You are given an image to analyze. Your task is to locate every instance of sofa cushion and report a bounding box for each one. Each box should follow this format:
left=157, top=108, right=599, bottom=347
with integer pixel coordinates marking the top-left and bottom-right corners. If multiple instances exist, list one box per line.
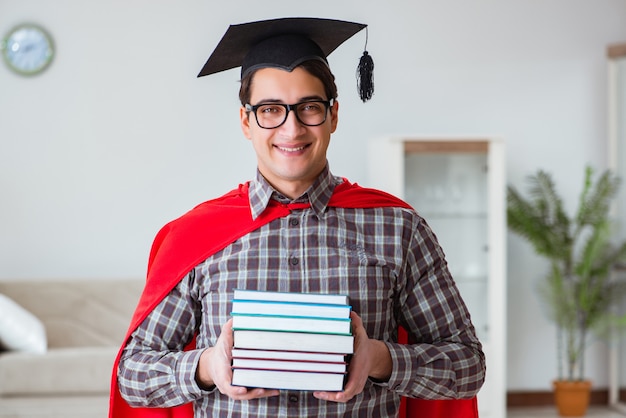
left=0, top=347, right=117, bottom=396
left=0, top=294, right=47, bottom=354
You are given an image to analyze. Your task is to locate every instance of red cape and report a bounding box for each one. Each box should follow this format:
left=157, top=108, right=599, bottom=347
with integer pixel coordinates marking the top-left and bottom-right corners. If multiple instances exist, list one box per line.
left=109, top=180, right=478, bottom=417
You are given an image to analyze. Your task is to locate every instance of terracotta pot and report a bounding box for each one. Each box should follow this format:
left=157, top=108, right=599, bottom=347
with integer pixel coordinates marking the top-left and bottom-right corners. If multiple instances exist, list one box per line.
left=553, top=380, right=592, bottom=417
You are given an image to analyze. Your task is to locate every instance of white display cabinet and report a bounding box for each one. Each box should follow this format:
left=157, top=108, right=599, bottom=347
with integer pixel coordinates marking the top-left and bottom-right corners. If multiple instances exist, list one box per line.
left=368, top=137, right=506, bottom=418
left=608, top=43, right=626, bottom=414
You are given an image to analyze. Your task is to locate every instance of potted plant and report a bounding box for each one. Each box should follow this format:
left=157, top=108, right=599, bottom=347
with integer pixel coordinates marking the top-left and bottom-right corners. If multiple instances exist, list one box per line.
left=507, top=166, right=626, bottom=416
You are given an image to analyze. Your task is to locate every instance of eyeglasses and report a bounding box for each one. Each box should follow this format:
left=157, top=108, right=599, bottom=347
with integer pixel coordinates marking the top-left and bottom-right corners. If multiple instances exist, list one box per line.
left=245, top=100, right=333, bottom=129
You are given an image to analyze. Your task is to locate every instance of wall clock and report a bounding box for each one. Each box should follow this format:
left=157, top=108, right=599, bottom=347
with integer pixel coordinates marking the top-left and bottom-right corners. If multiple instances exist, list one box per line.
left=1, top=23, right=54, bottom=76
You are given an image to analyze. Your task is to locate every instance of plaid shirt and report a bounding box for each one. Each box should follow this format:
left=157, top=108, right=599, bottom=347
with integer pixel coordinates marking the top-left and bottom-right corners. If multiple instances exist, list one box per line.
left=118, top=166, right=485, bottom=417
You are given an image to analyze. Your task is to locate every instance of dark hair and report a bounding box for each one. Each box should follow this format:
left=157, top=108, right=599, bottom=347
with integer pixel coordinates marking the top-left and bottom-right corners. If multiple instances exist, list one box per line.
left=238, top=59, right=338, bottom=106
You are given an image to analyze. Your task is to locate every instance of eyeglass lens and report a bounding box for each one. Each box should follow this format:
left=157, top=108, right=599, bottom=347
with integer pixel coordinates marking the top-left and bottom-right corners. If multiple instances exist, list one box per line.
left=252, top=101, right=329, bottom=129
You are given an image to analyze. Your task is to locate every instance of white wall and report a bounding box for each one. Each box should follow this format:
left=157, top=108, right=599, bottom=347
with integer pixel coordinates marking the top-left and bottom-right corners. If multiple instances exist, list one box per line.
left=2, top=0, right=625, bottom=393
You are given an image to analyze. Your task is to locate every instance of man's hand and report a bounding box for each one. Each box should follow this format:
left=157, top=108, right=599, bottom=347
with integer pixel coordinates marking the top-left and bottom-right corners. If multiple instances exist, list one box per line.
left=313, top=311, right=392, bottom=403
left=195, top=318, right=280, bottom=400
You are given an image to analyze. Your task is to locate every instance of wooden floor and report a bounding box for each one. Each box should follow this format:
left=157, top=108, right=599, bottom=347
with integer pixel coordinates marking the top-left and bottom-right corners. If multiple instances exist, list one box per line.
left=508, top=406, right=626, bottom=417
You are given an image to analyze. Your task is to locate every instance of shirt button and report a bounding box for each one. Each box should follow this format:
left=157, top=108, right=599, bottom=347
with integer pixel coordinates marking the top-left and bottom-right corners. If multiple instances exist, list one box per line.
left=289, top=257, right=299, bottom=266
left=289, top=395, right=298, bottom=403
left=289, top=218, right=299, bottom=226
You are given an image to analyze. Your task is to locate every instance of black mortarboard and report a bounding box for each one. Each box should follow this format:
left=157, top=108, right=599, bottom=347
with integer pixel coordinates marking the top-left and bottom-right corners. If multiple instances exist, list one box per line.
left=197, top=17, right=375, bottom=102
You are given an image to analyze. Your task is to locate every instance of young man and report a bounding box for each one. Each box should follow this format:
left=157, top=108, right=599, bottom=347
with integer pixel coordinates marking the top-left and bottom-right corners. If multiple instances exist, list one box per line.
left=110, top=17, right=485, bottom=418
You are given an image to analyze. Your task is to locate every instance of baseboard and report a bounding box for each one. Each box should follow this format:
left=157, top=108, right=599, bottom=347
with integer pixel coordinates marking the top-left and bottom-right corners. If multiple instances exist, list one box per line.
left=507, top=389, right=626, bottom=407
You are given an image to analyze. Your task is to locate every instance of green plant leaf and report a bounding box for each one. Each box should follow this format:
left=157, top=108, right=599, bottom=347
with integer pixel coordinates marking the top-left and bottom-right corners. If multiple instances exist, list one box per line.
left=507, top=165, right=626, bottom=381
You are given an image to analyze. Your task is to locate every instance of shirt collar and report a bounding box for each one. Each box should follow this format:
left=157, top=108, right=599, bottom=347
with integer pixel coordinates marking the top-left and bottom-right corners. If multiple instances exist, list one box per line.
left=248, top=165, right=341, bottom=220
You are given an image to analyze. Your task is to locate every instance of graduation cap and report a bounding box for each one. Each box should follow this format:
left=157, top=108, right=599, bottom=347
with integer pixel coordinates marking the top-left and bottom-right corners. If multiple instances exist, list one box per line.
left=197, top=17, right=375, bottom=102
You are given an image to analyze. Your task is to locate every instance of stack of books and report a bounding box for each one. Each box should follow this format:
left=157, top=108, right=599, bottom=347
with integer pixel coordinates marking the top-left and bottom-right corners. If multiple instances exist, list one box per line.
left=230, top=289, right=353, bottom=391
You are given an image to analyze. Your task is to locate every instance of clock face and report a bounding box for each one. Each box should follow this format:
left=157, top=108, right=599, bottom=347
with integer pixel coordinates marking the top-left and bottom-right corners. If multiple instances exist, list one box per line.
left=1, top=23, right=54, bottom=76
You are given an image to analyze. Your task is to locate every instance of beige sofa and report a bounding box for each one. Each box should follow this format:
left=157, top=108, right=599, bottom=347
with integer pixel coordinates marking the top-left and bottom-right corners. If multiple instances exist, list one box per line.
left=0, top=279, right=144, bottom=418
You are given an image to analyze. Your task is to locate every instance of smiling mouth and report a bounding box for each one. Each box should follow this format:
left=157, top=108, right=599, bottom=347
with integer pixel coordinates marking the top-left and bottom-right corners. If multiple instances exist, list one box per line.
left=276, top=145, right=308, bottom=152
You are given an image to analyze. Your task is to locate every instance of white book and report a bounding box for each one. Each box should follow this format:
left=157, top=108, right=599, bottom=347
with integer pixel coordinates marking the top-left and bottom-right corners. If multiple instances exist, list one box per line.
left=233, top=289, right=349, bottom=305
left=233, top=330, right=354, bottom=354
left=230, top=348, right=347, bottom=364
left=231, top=368, right=346, bottom=391
left=231, top=313, right=351, bottom=335
left=231, top=300, right=351, bottom=319
left=231, top=358, right=347, bottom=373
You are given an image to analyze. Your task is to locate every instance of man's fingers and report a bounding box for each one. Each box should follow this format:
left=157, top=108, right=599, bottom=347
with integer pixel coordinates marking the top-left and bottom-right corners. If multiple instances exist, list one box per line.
left=221, top=387, right=280, bottom=400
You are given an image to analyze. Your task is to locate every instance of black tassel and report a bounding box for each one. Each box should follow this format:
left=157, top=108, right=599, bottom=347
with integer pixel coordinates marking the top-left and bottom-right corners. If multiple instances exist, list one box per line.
left=357, top=50, right=374, bottom=102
